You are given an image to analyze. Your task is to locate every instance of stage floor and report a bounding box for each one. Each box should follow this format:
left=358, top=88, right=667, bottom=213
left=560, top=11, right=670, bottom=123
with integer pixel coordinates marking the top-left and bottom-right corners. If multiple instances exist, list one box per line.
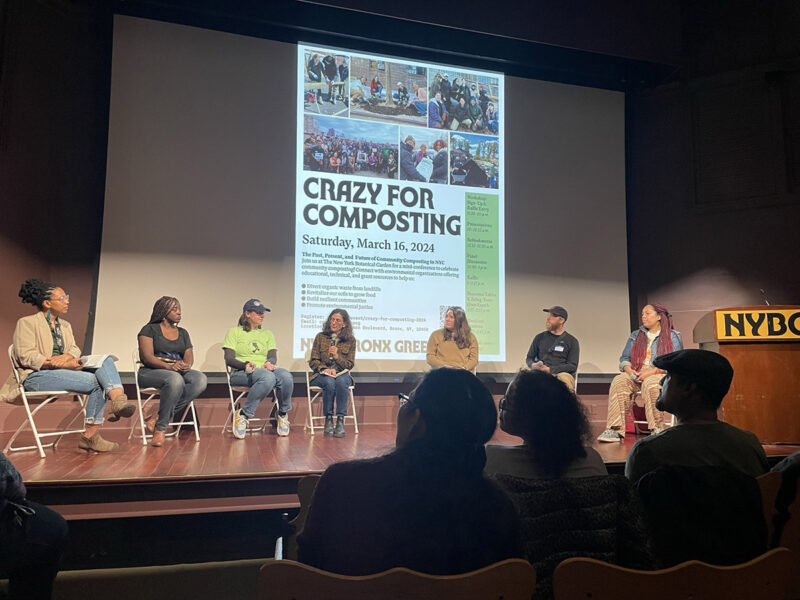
left=14, top=420, right=797, bottom=485
left=7, top=395, right=798, bottom=521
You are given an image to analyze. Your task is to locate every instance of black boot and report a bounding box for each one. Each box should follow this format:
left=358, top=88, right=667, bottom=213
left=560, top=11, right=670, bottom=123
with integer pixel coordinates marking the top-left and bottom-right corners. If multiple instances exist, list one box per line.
left=324, top=415, right=334, bottom=436
left=333, top=416, right=345, bottom=438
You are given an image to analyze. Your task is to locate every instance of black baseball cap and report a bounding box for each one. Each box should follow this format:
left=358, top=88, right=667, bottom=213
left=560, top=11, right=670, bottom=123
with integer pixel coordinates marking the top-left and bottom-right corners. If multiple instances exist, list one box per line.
left=653, top=349, right=733, bottom=403
left=543, top=306, right=568, bottom=320
left=243, top=298, right=270, bottom=314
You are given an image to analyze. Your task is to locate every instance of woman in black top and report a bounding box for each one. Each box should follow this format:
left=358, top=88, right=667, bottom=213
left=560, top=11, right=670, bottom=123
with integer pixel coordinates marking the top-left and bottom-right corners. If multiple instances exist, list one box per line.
left=136, top=296, right=207, bottom=447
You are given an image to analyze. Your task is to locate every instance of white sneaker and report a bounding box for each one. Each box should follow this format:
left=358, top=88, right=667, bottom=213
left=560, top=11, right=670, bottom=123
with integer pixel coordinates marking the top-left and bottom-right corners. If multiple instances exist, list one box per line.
left=232, top=409, right=248, bottom=439
left=597, top=428, right=624, bottom=443
left=277, top=413, right=290, bottom=437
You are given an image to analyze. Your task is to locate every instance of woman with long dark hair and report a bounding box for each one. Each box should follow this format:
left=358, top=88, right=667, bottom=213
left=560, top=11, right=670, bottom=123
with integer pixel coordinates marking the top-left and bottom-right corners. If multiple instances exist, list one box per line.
left=298, top=368, right=521, bottom=574
left=597, top=303, right=683, bottom=442
left=308, top=309, right=355, bottom=437
left=11, top=278, right=135, bottom=452
left=486, top=369, right=607, bottom=478
left=425, top=306, right=479, bottom=371
left=136, top=296, right=207, bottom=447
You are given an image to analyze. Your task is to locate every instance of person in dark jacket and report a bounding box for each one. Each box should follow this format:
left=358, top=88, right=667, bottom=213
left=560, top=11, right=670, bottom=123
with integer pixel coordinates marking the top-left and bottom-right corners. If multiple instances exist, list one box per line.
left=321, top=54, right=338, bottom=104
left=306, top=54, right=325, bottom=104
left=468, top=97, right=484, bottom=131
left=430, top=139, right=448, bottom=184
left=0, top=452, right=68, bottom=600
left=297, top=368, right=523, bottom=575
left=450, top=97, right=471, bottom=131
left=478, top=85, right=490, bottom=116
left=440, top=74, right=452, bottom=106
left=399, top=136, right=426, bottom=182
left=463, top=157, right=489, bottom=187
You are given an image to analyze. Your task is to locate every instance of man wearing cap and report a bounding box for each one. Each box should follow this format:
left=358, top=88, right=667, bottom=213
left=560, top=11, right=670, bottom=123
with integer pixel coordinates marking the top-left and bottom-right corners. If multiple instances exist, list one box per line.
left=625, top=349, right=769, bottom=484
left=525, top=306, right=580, bottom=392
left=223, top=299, right=294, bottom=438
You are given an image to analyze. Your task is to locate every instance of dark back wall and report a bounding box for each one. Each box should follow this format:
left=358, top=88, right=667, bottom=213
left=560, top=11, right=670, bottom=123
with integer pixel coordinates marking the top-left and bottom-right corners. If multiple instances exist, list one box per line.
left=0, top=0, right=112, bottom=356
left=1, top=0, right=798, bottom=381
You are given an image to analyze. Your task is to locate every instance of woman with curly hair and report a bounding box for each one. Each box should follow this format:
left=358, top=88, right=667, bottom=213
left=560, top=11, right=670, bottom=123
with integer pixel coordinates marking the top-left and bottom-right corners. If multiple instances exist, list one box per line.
left=136, top=296, right=207, bottom=447
left=11, top=279, right=135, bottom=453
left=486, top=369, right=606, bottom=478
left=597, top=302, right=683, bottom=442
left=308, top=308, right=355, bottom=437
left=298, top=368, right=521, bottom=574
left=425, top=307, right=479, bottom=372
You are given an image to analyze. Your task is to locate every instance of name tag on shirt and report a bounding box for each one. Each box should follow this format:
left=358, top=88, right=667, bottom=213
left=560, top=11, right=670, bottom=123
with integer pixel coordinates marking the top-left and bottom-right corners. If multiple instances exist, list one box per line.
left=554, top=345, right=565, bottom=352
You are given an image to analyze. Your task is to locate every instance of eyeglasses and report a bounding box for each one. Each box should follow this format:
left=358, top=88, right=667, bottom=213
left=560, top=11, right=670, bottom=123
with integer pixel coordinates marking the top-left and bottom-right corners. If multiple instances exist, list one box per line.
left=52, top=294, right=69, bottom=302
left=498, top=397, right=511, bottom=411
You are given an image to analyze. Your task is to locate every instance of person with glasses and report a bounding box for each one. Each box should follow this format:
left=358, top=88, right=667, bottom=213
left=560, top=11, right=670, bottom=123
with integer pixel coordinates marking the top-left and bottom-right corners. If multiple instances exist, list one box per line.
left=224, top=299, right=294, bottom=439
left=136, top=296, right=208, bottom=447
left=8, top=279, right=135, bottom=453
left=298, top=368, right=522, bottom=575
left=425, top=306, right=479, bottom=372
left=308, top=309, right=356, bottom=437
left=486, top=370, right=606, bottom=479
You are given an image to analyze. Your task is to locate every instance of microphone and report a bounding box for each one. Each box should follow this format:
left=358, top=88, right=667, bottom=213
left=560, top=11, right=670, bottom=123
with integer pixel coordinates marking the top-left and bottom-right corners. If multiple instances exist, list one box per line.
left=329, top=333, right=337, bottom=360
left=759, top=289, right=771, bottom=306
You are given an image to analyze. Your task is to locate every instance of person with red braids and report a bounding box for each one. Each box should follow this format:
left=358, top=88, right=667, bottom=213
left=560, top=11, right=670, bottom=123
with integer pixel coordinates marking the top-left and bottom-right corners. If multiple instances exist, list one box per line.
left=597, top=303, right=683, bottom=442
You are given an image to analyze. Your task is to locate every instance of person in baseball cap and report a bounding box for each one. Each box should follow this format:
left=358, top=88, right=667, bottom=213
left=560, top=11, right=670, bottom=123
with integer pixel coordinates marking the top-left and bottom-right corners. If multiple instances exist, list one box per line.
left=242, top=298, right=269, bottom=314
left=524, top=306, right=580, bottom=392
left=625, top=349, right=769, bottom=483
left=223, top=298, right=293, bottom=439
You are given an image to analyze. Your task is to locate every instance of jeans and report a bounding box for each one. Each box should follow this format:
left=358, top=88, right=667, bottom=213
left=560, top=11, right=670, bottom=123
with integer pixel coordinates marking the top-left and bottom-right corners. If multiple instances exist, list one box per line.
left=229, top=367, right=293, bottom=419
left=22, top=356, right=122, bottom=424
left=315, top=372, right=353, bottom=417
left=0, top=500, right=68, bottom=600
left=137, top=368, right=208, bottom=431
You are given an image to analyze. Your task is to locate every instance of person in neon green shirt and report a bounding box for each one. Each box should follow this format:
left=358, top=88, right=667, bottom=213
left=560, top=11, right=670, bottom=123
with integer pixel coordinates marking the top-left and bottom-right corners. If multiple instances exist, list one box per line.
left=223, top=299, right=293, bottom=438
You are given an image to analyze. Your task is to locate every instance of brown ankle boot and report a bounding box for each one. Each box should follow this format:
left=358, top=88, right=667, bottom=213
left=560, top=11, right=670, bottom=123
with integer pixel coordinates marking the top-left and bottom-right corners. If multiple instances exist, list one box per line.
left=144, top=412, right=157, bottom=435
left=79, top=432, right=119, bottom=453
left=107, top=394, right=136, bottom=422
left=151, top=429, right=166, bottom=447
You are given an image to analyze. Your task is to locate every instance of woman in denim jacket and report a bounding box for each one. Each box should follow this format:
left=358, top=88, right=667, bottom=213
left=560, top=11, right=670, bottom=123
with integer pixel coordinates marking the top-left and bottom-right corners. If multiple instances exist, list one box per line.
left=597, top=303, right=682, bottom=442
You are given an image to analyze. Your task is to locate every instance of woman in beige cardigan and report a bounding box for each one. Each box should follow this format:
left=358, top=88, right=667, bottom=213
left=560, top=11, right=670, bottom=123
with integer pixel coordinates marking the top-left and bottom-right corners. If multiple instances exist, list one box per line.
left=12, top=279, right=135, bottom=452
left=426, top=306, right=479, bottom=372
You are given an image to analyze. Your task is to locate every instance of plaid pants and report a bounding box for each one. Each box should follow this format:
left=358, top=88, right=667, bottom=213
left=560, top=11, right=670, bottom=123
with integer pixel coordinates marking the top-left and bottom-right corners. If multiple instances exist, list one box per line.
left=605, top=373, right=667, bottom=432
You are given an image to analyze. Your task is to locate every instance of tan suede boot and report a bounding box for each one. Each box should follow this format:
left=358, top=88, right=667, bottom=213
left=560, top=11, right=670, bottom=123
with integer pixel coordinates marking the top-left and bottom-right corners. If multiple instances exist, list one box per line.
left=107, top=394, right=136, bottom=421
left=78, top=432, right=119, bottom=453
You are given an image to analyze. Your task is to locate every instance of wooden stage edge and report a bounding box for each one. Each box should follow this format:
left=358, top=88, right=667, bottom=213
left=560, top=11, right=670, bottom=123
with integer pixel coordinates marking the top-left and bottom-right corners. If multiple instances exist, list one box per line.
left=5, top=395, right=798, bottom=521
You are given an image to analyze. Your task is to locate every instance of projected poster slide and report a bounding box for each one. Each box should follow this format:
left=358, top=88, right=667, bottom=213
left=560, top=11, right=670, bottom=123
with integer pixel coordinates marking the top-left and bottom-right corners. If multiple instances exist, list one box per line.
left=295, top=44, right=504, bottom=361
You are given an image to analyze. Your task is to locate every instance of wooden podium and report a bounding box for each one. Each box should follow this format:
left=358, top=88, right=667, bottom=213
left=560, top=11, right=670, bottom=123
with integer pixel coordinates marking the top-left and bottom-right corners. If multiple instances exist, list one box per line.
left=694, top=306, right=800, bottom=444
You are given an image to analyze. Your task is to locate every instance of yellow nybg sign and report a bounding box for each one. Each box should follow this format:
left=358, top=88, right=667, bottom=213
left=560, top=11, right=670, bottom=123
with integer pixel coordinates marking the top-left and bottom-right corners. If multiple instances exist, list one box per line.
left=716, top=309, right=800, bottom=340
